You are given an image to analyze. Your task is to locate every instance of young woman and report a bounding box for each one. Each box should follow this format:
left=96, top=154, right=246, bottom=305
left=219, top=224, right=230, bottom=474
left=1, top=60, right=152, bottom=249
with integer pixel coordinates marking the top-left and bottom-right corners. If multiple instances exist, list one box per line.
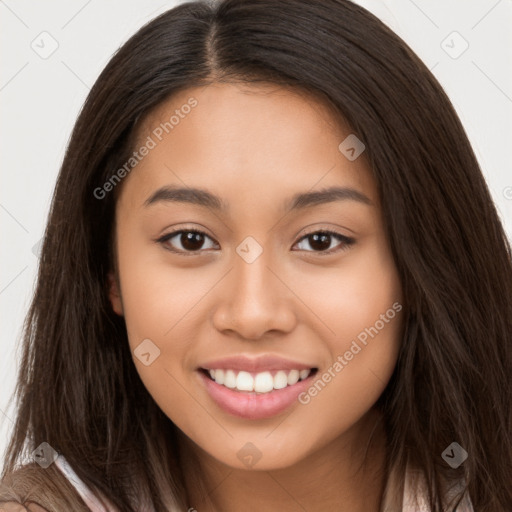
left=1, top=0, right=511, bottom=511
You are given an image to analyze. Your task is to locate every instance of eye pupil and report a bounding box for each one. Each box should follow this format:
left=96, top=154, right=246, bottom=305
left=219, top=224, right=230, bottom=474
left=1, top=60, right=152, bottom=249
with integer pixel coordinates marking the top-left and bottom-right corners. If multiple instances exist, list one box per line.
left=182, top=231, right=205, bottom=251
left=160, top=229, right=351, bottom=255
left=309, top=233, right=331, bottom=251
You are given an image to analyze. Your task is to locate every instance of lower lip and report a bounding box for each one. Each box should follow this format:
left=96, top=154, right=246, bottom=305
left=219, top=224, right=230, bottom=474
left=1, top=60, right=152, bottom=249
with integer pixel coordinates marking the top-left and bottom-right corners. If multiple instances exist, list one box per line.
left=197, top=370, right=316, bottom=420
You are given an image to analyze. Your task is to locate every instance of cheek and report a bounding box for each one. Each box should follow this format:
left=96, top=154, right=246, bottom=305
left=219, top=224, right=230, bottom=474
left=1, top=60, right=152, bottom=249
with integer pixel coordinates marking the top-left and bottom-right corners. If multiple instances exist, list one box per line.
left=115, top=229, right=213, bottom=353
left=291, top=239, right=403, bottom=415
left=114, top=241, right=212, bottom=425
left=294, top=238, right=402, bottom=352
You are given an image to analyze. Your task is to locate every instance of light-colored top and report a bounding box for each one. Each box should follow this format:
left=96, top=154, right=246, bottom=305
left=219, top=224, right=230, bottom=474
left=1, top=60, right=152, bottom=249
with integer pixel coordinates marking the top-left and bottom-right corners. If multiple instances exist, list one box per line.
left=53, top=456, right=121, bottom=512
left=54, top=454, right=473, bottom=511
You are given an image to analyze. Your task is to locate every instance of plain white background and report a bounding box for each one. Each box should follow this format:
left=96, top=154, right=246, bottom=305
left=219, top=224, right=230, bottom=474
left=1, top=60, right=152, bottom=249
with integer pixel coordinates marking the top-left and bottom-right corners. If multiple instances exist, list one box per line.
left=1, top=0, right=511, bottom=470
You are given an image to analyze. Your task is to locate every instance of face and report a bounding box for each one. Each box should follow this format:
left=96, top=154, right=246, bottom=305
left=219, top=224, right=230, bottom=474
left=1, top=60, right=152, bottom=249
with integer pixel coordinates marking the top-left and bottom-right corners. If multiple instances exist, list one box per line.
left=108, top=82, right=403, bottom=471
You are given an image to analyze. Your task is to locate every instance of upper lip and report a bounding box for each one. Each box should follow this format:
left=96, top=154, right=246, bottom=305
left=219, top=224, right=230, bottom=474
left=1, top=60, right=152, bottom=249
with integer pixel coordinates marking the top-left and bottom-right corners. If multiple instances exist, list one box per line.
left=199, top=355, right=317, bottom=373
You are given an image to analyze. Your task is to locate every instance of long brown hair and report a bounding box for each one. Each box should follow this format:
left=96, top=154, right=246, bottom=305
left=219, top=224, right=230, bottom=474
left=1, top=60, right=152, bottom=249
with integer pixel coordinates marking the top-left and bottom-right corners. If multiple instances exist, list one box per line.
left=2, top=0, right=511, bottom=510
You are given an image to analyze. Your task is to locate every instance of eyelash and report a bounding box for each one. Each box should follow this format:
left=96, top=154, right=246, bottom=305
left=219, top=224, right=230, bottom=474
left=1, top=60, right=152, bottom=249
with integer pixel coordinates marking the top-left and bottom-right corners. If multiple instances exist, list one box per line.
left=156, top=228, right=355, bottom=256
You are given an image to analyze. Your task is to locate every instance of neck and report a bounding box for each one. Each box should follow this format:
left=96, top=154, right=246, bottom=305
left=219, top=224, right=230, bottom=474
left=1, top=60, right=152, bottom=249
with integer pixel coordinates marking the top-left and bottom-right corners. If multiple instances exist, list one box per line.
left=178, top=408, right=389, bottom=512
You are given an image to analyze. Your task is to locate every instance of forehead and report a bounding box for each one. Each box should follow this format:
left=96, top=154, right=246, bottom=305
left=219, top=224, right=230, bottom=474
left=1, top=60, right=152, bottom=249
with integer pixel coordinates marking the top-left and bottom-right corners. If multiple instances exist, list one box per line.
left=121, top=82, right=377, bottom=210
left=137, top=81, right=349, bottom=144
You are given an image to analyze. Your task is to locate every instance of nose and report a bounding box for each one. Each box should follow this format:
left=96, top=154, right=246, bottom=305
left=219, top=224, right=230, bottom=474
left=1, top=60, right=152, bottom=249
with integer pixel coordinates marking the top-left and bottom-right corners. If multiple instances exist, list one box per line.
left=211, top=250, right=297, bottom=341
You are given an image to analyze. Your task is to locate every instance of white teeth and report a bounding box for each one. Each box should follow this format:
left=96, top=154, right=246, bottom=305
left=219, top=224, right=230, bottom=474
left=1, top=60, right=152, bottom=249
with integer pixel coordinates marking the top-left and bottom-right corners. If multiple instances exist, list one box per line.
left=273, top=370, right=289, bottom=390
left=287, top=369, right=300, bottom=386
left=214, top=368, right=224, bottom=385
left=224, top=370, right=236, bottom=389
left=236, top=371, right=254, bottom=391
left=299, top=369, right=310, bottom=380
left=254, top=371, right=274, bottom=393
left=208, top=368, right=313, bottom=393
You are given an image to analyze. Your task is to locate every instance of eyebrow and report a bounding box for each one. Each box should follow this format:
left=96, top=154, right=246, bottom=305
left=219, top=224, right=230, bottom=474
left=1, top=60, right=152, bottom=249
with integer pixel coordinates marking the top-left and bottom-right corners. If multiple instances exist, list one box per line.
left=144, top=185, right=372, bottom=212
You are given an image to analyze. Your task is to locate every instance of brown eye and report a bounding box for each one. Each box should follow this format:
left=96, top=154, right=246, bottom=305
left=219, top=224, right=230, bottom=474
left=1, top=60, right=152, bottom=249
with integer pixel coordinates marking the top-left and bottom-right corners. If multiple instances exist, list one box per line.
left=294, top=230, right=355, bottom=254
left=158, top=230, right=218, bottom=253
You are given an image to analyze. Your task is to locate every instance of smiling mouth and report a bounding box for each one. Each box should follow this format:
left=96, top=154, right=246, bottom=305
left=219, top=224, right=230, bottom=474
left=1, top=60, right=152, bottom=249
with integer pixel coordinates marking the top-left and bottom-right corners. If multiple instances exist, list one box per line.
left=199, top=367, right=318, bottom=394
